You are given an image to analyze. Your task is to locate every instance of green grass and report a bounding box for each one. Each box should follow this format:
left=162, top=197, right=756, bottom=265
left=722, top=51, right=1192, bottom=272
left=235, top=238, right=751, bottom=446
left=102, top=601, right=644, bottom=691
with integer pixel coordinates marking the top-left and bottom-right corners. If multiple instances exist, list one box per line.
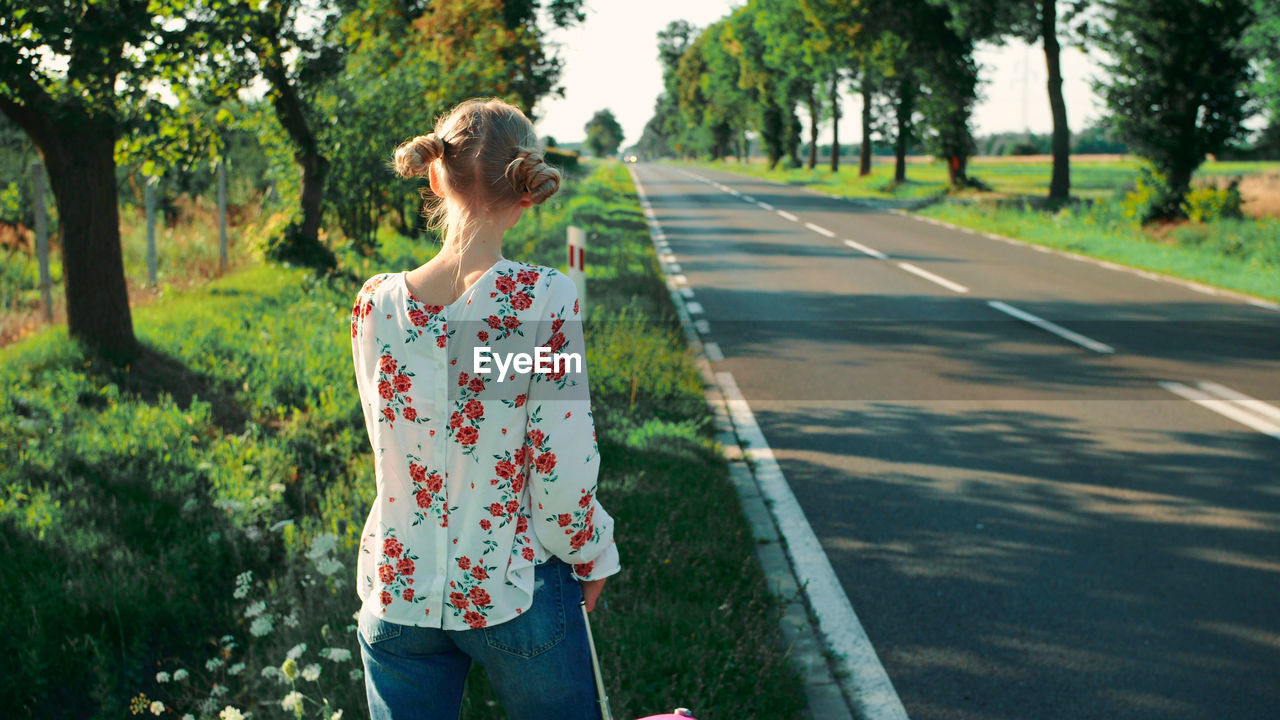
left=0, top=161, right=806, bottom=720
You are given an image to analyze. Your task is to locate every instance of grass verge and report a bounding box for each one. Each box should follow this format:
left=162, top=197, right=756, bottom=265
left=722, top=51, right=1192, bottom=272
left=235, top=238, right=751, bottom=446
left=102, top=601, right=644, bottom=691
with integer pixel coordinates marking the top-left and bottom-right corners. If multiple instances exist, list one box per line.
left=0, top=160, right=806, bottom=720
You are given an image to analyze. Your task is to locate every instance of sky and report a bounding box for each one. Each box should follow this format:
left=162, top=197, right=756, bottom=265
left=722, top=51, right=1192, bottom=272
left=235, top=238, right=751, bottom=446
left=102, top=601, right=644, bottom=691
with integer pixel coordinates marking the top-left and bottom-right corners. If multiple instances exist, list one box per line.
left=532, top=0, right=1110, bottom=149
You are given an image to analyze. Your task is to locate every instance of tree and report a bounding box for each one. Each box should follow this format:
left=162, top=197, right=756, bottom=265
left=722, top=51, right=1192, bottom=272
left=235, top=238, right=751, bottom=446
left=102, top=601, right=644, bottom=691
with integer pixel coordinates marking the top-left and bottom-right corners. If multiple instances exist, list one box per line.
left=1242, top=0, right=1280, bottom=123
left=0, top=0, right=209, bottom=362
left=1092, top=0, right=1258, bottom=220
left=585, top=109, right=624, bottom=157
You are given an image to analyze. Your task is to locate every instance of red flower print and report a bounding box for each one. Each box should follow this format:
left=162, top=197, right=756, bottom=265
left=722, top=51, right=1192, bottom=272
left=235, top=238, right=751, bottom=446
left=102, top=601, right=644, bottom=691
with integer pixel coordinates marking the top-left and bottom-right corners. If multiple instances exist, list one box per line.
left=464, top=611, right=486, bottom=628
left=402, top=406, right=417, bottom=421
left=570, top=530, right=588, bottom=550
left=471, top=565, right=488, bottom=580
left=410, top=463, right=426, bottom=483
left=528, top=429, right=545, bottom=448
left=521, top=546, right=535, bottom=561
left=495, top=460, right=516, bottom=478
left=517, top=269, right=540, bottom=285
left=511, top=292, right=532, bottom=310
left=514, top=445, right=530, bottom=465
left=548, top=368, right=567, bottom=382
left=480, top=519, right=491, bottom=531
left=487, top=315, right=503, bottom=329
left=547, top=331, right=567, bottom=353
left=427, top=473, right=443, bottom=493
left=573, top=561, right=594, bottom=577
left=396, top=557, right=415, bottom=575
left=551, top=317, right=564, bottom=333
left=535, top=452, right=557, bottom=474
left=511, top=475, right=524, bottom=494
left=427, top=304, right=443, bottom=315
left=382, top=406, right=395, bottom=422
left=450, top=592, right=469, bottom=609
left=380, top=355, right=397, bottom=373
left=503, top=315, right=520, bottom=330
left=409, top=309, right=429, bottom=326
left=557, top=513, right=571, bottom=527
left=469, top=377, right=485, bottom=394
left=378, top=564, right=397, bottom=584
left=477, top=330, right=489, bottom=342
left=464, top=399, right=484, bottom=419
left=380, top=591, right=393, bottom=606
left=579, top=493, right=592, bottom=508
left=505, top=500, right=518, bottom=515
left=469, top=587, right=491, bottom=607
left=586, top=506, right=595, bottom=523
left=489, top=503, right=505, bottom=517
left=496, top=276, right=517, bottom=294
left=458, top=556, right=471, bottom=570
left=393, top=374, right=412, bottom=393
left=436, top=335, right=447, bottom=348
left=458, top=371, right=470, bottom=386
left=449, top=412, right=463, bottom=428
left=378, top=381, right=394, bottom=400
left=416, top=489, right=432, bottom=508
left=402, top=588, right=415, bottom=601
left=516, top=516, right=529, bottom=534
left=457, top=426, right=479, bottom=445
left=383, top=537, right=403, bottom=558
left=515, top=394, right=526, bottom=407
left=573, top=298, right=579, bottom=314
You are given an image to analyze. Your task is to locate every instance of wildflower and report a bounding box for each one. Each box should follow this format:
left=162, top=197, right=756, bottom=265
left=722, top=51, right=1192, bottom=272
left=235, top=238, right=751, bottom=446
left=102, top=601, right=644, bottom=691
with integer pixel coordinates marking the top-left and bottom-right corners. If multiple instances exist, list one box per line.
left=211, top=683, right=229, bottom=697
left=348, top=668, right=364, bottom=681
left=182, top=715, right=195, bottom=720
left=205, top=657, right=224, bottom=672
left=282, top=690, right=304, bottom=713
left=155, top=671, right=171, bottom=683
left=219, top=707, right=244, bottom=720
left=173, top=668, right=189, bottom=681
left=228, top=662, right=245, bottom=676
left=129, top=694, right=150, bottom=715
left=284, top=610, right=300, bottom=628
left=306, top=533, right=338, bottom=560
left=301, top=663, right=321, bottom=682
left=149, top=701, right=164, bottom=716
left=331, top=711, right=344, bottom=720
left=281, top=657, right=299, bottom=682
left=250, top=615, right=275, bottom=637
left=320, top=647, right=352, bottom=663
left=287, top=642, right=307, bottom=660
left=269, top=482, right=286, bottom=493
left=244, top=601, right=267, bottom=618
left=316, top=557, right=343, bottom=576
left=233, top=571, right=253, bottom=599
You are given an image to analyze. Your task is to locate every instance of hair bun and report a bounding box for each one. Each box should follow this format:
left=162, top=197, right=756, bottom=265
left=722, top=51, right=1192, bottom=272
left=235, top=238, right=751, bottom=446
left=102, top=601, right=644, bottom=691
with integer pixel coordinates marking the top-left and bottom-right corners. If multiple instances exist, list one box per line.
left=507, top=148, right=561, bottom=204
left=394, top=133, right=446, bottom=178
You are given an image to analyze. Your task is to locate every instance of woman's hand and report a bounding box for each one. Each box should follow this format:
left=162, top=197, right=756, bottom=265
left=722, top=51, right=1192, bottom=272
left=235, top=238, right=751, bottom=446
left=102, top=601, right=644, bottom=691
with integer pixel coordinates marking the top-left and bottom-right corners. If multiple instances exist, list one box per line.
left=581, top=577, right=607, bottom=612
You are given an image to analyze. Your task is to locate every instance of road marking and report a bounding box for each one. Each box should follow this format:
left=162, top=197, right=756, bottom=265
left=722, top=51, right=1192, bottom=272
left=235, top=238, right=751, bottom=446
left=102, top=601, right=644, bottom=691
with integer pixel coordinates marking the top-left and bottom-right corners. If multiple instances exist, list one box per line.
left=844, top=239, right=888, bottom=260
left=717, top=372, right=910, bottom=720
left=727, top=188, right=741, bottom=196
left=680, top=287, right=695, bottom=299
left=673, top=274, right=688, bottom=285
left=777, top=210, right=799, bottom=222
left=1247, top=299, right=1280, bottom=311
left=1159, top=381, right=1280, bottom=441
left=742, top=194, right=755, bottom=203
left=685, top=301, right=704, bottom=315
left=898, top=262, right=970, bottom=294
left=694, top=318, right=711, bottom=334
left=1196, top=382, right=1280, bottom=424
left=667, top=262, right=682, bottom=273
left=703, top=342, right=724, bottom=361
left=987, top=300, right=1116, bottom=354
left=659, top=252, right=676, bottom=263
left=758, top=201, right=775, bottom=211
left=804, top=222, right=835, bottom=237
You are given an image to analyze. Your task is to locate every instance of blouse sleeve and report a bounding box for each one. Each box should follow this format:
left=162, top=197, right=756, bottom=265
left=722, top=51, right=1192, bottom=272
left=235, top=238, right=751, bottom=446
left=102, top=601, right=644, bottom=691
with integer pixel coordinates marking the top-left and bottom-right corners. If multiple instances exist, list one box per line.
left=350, top=277, right=378, bottom=452
left=523, top=271, right=620, bottom=583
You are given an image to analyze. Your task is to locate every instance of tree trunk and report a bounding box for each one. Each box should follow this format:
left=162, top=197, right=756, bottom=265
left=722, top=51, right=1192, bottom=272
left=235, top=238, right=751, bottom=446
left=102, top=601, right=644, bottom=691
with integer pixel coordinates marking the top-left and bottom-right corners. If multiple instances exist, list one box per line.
left=894, top=79, right=914, bottom=184
left=1042, top=0, right=1071, bottom=201
left=807, top=91, right=819, bottom=170
left=829, top=71, right=841, bottom=173
left=860, top=78, right=873, bottom=176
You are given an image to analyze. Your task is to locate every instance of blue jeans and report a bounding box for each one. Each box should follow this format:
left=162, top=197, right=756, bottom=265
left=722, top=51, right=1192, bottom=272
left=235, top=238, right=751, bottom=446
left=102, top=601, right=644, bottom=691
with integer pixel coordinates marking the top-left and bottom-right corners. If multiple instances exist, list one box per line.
left=357, top=557, right=599, bottom=720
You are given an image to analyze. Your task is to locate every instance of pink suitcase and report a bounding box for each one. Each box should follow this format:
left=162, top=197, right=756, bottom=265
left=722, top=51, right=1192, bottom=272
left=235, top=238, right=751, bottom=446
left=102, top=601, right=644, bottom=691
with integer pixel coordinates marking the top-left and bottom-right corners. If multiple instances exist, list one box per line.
left=581, top=601, right=696, bottom=720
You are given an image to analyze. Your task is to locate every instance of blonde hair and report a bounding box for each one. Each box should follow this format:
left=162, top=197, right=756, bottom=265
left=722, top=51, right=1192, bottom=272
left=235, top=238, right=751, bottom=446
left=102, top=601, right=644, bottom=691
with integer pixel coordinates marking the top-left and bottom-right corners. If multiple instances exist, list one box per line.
left=392, top=97, right=561, bottom=249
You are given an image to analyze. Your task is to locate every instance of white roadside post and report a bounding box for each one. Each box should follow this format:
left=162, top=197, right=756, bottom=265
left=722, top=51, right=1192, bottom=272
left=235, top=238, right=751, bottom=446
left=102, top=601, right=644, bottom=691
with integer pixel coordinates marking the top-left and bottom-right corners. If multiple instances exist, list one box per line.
left=145, top=175, right=159, bottom=288
left=30, top=160, right=52, bottom=322
left=217, top=156, right=229, bottom=273
left=567, top=225, right=586, bottom=315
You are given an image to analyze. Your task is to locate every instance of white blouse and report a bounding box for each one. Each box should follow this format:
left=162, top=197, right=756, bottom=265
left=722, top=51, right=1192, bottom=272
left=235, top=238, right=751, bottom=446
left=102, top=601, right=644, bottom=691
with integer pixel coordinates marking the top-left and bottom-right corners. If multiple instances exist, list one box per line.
left=349, top=258, right=620, bottom=630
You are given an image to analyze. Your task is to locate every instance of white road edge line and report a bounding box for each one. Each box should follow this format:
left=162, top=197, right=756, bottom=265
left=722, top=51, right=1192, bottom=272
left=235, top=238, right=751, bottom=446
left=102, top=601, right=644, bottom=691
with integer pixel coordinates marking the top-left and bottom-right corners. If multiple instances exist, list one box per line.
left=679, top=287, right=695, bottom=299
left=988, top=300, right=1115, bottom=354
left=685, top=301, right=705, bottom=315
left=844, top=239, right=888, bottom=260
left=897, top=262, right=970, bottom=294
left=805, top=222, right=836, bottom=237
left=1195, top=382, right=1280, bottom=425
left=703, top=342, right=724, bottom=362
left=758, top=201, right=776, bottom=211
left=717, top=371, right=911, bottom=720
left=777, top=210, right=799, bottom=222
left=694, top=318, right=711, bottom=334
left=1159, top=381, right=1280, bottom=441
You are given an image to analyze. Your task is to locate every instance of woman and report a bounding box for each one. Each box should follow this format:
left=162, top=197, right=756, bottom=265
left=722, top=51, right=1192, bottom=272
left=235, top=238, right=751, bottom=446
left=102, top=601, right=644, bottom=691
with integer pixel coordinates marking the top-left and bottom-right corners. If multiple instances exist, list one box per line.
left=348, top=97, right=620, bottom=720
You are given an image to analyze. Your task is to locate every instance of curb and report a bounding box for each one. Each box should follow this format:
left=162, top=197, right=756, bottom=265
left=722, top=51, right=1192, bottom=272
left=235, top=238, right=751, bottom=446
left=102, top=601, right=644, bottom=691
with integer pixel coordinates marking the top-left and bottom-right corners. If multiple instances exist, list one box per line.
left=628, top=166, right=860, bottom=720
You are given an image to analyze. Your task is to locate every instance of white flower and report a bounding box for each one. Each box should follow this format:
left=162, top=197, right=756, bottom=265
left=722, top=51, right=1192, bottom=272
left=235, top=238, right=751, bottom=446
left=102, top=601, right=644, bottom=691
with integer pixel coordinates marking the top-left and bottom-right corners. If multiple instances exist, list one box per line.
left=233, top=571, right=253, bottom=600
left=251, top=495, right=268, bottom=506
left=320, top=647, right=352, bottom=663
left=182, top=715, right=195, bottom=720
left=155, top=671, right=171, bottom=683
left=261, top=665, right=282, bottom=680
left=269, top=482, right=286, bottom=493
left=211, top=683, right=229, bottom=697
left=330, top=711, right=344, bottom=720
left=284, top=610, right=300, bottom=628
left=306, top=533, right=338, bottom=560
left=351, top=609, right=361, bottom=621
left=227, top=662, right=245, bottom=676
left=301, top=663, right=321, bottom=682
left=244, top=600, right=267, bottom=618
left=173, top=668, right=189, bottom=682
left=348, top=668, right=364, bottom=681
left=219, top=706, right=244, bottom=720
left=205, top=657, right=224, bottom=672
left=316, top=557, right=343, bottom=576
left=149, top=700, right=165, bottom=715
left=281, top=691, right=304, bottom=713
left=249, top=615, right=275, bottom=637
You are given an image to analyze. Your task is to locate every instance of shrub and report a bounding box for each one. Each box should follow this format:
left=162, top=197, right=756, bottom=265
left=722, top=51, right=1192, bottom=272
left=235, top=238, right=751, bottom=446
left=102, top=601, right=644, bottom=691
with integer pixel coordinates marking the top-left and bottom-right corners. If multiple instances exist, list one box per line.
left=1181, top=180, right=1243, bottom=223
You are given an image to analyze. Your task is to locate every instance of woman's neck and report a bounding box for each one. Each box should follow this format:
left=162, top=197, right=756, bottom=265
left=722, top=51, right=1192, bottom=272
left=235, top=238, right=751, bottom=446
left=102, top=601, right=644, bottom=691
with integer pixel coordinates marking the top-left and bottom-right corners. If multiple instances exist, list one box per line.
left=437, top=220, right=505, bottom=268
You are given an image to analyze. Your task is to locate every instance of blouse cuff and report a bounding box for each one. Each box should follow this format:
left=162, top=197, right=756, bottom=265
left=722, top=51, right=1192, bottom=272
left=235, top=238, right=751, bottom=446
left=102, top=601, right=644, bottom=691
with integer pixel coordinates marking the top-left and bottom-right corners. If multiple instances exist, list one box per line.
left=569, top=540, right=620, bottom=583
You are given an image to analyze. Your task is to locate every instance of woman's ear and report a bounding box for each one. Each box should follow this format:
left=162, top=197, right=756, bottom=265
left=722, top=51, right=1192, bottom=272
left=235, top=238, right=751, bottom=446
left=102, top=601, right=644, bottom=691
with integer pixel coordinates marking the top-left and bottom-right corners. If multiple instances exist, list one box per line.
left=428, top=162, right=442, bottom=197
left=518, top=191, right=533, bottom=208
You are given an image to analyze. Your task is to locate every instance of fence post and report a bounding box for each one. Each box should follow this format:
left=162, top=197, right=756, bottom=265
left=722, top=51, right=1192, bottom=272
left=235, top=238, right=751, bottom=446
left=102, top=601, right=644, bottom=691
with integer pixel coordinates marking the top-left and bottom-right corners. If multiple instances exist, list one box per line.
left=217, top=156, right=228, bottom=272
left=567, top=225, right=586, bottom=315
left=145, top=175, right=158, bottom=288
left=30, top=160, right=52, bottom=322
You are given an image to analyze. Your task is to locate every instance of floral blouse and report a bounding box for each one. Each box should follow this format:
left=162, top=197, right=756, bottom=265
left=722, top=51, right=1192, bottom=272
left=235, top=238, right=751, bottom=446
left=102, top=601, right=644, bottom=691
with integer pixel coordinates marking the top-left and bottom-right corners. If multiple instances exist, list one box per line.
left=349, top=258, right=620, bottom=630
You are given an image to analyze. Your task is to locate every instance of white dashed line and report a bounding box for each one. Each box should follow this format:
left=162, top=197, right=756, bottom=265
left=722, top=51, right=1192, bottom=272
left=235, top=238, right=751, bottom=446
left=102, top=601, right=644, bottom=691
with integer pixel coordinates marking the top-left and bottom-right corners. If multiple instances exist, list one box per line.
left=685, top=301, right=704, bottom=315
left=673, top=274, right=688, bottom=285
left=777, top=210, right=799, bottom=222
left=758, top=201, right=775, bottom=211
left=742, top=195, right=755, bottom=203
left=804, top=222, right=835, bottom=237
left=703, top=342, right=724, bottom=361
left=694, top=319, right=711, bottom=334
left=843, top=239, right=888, bottom=260
left=988, top=300, right=1115, bottom=354
left=1196, top=382, right=1280, bottom=424
left=1160, top=381, right=1280, bottom=441
left=679, top=287, right=695, bottom=299
left=897, top=263, right=970, bottom=294
left=668, top=263, right=682, bottom=273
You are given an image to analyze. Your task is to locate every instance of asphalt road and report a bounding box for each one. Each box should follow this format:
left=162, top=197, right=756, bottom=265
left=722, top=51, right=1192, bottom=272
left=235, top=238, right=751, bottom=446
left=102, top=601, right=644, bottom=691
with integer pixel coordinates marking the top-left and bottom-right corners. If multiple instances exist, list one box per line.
left=630, top=162, right=1280, bottom=720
